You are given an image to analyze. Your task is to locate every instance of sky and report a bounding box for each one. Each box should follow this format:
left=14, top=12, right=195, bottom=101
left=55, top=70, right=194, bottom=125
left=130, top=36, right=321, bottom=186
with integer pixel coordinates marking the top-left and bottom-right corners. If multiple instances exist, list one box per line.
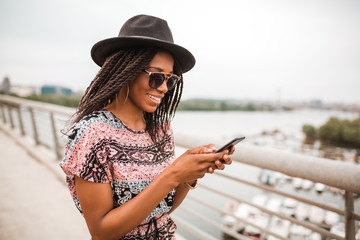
left=1, top=0, right=359, bottom=104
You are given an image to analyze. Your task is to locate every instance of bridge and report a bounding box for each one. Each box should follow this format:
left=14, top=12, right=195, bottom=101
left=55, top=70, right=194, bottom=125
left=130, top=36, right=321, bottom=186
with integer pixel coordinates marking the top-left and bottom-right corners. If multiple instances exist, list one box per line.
left=0, top=94, right=359, bottom=240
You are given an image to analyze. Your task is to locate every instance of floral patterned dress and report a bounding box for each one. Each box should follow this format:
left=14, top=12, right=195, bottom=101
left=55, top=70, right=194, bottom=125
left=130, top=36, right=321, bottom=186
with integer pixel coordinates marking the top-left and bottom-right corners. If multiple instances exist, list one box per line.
left=60, top=109, right=177, bottom=239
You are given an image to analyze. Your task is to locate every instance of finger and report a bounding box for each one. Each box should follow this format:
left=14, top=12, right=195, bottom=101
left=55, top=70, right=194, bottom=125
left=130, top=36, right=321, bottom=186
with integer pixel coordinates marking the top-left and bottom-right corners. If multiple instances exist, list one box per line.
left=188, top=145, right=215, bottom=154
left=198, top=152, right=226, bottom=162
left=229, top=145, right=235, bottom=155
left=222, top=156, right=232, bottom=165
left=218, top=150, right=229, bottom=160
left=222, top=154, right=230, bottom=163
left=215, top=160, right=225, bottom=170
left=207, top=167, right=214, bottom=174
left=203, top=144, right=216, bottom=152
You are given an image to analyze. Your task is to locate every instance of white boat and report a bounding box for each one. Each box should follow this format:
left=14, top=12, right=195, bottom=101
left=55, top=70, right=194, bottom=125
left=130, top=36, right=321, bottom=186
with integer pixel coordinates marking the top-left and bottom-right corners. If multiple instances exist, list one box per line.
left=259, top=169, right=278, bottom=186
left=308, top=232, right=322, bottom=240
left=243, top=194, right=270, bottom=239
left=283, top=174, right=293, bottom=182
left=221, top=200, right=239, bottom=230
left=314, top=182, right=326, bottom=193
left=301, top=179, right=314, bottom=190
left=265, top=198, right=282, bottom=212
left=330, top=223, right=345, bottom=238
left=309, top=206, right=325, bottom=225
left=243, top=212, right=269, bottom=240
left=267, top=216, right=291, bottom=240
left=293, top=178, right=303, bottom=189
left=280, top=197, right=298, bottom=217
left=295, top=202, right=309, bottom=221
left=221, top=215, right=237, bottom=229
left=328, top=186, right=344, bottom=195
left=232, top=203, right=251, bottom=232
left=324, top=204, right=340, bottom=227
left=249, top=194, right=268, bottom=213
left=289, top=224, right=311, bottom=239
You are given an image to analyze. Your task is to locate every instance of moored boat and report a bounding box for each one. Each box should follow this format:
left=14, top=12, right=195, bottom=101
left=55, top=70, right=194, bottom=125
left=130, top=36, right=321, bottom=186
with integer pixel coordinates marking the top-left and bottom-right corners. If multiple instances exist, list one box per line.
left=309, top=206, right=325, bottom=225
left=295, top=202, right=309, bottom=221
left=267, top=216, right=291, bottom=240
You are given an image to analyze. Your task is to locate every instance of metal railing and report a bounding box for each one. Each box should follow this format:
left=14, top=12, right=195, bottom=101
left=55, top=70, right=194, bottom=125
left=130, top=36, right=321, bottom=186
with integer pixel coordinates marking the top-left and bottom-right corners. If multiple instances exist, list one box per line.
left=0, top=94, right=359, bottom=240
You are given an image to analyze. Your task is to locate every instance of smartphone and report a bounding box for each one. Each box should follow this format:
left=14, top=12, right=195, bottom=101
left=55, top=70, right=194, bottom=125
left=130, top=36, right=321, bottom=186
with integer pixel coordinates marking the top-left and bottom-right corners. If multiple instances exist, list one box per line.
left=215, top=137, right=245, bottom=153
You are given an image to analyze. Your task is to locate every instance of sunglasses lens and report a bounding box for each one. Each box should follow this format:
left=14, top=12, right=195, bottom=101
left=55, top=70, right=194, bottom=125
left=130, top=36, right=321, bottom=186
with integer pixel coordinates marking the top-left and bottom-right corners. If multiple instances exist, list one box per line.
left=147, top=72, right=179, bottom=90
left=149, top=73, right=165, bottom=89
left=166, top=76, right=178, bottom=90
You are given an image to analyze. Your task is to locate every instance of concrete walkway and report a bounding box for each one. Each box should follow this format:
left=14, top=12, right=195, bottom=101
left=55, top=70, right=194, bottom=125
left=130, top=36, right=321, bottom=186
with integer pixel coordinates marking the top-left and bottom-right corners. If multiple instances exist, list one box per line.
left=0, top=128, right=90, bottom=240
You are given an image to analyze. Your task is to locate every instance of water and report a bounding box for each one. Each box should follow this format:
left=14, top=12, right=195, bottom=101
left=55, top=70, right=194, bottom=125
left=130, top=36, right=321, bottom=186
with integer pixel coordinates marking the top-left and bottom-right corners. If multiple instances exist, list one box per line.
left=170, top=109, right=360, bottom=239
left=172, top=109, right=359, bottom=139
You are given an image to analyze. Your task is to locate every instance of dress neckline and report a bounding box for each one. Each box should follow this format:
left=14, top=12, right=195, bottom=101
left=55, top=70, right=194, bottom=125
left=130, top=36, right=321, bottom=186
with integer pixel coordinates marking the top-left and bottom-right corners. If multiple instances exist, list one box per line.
left=102, top=109, right=146, bottom=134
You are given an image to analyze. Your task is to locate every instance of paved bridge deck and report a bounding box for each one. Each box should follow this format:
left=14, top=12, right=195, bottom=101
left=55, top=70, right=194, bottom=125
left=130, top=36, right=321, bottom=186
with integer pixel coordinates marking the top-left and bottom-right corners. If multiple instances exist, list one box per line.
left=0, top=128, right=90, bottom=239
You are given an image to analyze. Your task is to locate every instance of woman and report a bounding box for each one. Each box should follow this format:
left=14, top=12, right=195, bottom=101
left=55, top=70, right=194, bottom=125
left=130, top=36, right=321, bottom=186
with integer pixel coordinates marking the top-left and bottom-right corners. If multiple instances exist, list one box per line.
left=60, top=14, right=233, bottom=240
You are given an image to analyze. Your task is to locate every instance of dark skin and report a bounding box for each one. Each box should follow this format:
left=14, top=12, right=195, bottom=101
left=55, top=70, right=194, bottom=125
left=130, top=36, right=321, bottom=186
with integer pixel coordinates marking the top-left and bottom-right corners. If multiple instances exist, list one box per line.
left=75, top=51, right=234, bottom=240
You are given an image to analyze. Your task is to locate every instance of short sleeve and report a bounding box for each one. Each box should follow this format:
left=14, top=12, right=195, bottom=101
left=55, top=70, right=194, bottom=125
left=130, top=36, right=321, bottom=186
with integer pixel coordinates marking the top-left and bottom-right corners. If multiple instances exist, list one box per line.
left=60, top=121, right=112, bottom=184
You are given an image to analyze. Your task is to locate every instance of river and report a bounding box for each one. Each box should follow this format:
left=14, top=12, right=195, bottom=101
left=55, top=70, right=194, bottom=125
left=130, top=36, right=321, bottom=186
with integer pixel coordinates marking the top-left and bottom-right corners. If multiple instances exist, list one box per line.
left=170, top=109, right=360, bottom=239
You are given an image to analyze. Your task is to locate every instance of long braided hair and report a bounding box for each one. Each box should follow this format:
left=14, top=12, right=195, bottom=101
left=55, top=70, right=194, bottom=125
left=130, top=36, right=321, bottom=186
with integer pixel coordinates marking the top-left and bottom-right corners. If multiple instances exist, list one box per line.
left=72, top=47, right=183, bottom=142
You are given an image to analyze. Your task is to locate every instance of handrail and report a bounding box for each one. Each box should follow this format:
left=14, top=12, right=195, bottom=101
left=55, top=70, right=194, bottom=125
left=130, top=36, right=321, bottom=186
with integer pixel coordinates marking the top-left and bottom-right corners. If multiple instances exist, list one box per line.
left=0, top=94, right=358, bottom=240
left=174, top=133, right=360, bottom=195
left=0, top=95, right=74, bottom=116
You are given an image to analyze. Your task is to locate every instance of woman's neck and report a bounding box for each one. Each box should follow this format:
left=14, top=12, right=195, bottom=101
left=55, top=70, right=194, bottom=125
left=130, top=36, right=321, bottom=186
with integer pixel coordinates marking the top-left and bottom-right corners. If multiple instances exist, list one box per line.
left=104, top=100, right=146, bottom=132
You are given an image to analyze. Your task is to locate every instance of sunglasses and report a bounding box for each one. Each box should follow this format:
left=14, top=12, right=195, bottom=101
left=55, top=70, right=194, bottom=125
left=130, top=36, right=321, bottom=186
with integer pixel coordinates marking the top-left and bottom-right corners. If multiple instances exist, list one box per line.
left=143, top=69, right=181, bottom=90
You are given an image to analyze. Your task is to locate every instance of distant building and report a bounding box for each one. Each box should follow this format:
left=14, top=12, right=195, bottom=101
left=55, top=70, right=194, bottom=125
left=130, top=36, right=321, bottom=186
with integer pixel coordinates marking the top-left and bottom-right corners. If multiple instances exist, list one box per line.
left=1, top=77, right=11, bottom=94
left=309, top=99, right=323, bottom=108
left=41, top=85, right=72, bottom=96
left=9, top=85, right=40, bottom=97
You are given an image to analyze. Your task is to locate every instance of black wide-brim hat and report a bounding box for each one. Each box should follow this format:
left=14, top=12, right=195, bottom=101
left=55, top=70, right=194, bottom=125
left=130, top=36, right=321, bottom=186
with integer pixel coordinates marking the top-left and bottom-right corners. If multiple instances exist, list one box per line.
left=91, top=14, right=196, bottom=73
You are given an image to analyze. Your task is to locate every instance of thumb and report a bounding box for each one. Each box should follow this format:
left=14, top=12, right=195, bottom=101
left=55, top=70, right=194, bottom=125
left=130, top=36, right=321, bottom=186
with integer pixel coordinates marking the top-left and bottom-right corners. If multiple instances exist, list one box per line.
left=188, top=145, right=215, bottom=154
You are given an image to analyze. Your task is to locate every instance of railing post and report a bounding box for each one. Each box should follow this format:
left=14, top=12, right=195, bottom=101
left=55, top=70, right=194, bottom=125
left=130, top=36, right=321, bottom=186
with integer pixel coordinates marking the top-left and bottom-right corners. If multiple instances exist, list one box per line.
left=7, top=105, right=14, bottom=128
left=29, top=107, right=40, bottom=145
left=16, top=106, right=25, bottom=136
left=0, top=104, right=7, bottom=123
left=50, top=112, right=61, bottom=159
left=344, top=191, right=355, bottom=240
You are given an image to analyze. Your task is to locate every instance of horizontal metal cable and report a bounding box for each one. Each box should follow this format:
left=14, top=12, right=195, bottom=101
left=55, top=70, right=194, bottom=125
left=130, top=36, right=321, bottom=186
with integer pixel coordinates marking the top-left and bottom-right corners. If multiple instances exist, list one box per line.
left=171, top=215, right=219, bottom=240
left=176, top=206, right=251, bottom=240
left=198, top=183, right=345, bottom=240
left=214, top=171, right=345, bottom=215
left=186, top=195, right=287, bottom=240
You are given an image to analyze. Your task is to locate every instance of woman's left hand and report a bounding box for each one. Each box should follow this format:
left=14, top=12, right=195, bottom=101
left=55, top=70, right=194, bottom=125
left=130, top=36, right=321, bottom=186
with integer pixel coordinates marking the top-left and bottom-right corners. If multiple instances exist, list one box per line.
left=207, top=145, right=235, bottom=173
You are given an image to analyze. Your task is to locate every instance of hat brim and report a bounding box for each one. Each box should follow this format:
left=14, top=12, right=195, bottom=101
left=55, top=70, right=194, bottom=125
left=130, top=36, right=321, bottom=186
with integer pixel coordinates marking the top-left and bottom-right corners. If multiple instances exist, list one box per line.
left=91, top=36, right=196, bottom=73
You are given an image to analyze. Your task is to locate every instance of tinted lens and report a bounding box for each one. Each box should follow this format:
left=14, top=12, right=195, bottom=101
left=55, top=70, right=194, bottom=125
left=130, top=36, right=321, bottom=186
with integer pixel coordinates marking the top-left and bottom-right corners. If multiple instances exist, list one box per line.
left=166, top=76, right=178, bottom=90
left=149, top=73, right=165, bottom=89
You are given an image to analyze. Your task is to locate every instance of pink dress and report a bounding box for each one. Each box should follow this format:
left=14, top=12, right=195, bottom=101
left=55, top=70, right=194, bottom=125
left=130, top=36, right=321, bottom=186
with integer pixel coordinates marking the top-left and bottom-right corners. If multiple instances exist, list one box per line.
left=60, top=109, right=177, bottom=239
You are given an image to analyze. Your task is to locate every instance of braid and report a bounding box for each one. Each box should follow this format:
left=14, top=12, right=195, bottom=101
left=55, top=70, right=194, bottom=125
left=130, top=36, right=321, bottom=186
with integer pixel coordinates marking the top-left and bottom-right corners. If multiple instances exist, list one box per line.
left=72, top=47, right=184, bottom=143
left=74, top=47, right=156, bottom=123
left=144, top=59, right=183, bottom=142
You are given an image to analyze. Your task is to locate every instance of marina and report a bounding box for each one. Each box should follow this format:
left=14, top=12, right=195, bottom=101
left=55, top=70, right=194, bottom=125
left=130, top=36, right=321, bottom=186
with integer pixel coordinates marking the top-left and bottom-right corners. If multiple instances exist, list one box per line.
left=217, top=128, right=359, bottom=240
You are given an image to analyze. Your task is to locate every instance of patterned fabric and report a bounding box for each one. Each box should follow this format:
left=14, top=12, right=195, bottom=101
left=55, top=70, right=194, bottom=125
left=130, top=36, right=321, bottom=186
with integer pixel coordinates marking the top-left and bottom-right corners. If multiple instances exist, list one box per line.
left=60, top=109, right=177, bottom=239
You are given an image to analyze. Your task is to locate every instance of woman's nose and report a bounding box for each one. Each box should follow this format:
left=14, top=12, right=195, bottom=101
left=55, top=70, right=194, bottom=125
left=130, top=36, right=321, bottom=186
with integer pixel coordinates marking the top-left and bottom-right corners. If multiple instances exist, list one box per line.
left=156, top=79, right=168, bottom=93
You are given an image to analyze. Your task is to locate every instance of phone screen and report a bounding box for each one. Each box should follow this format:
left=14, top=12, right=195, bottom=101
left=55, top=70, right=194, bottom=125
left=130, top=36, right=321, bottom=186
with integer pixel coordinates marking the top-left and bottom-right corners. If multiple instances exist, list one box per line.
left=215, top=137, right=245, bottom=153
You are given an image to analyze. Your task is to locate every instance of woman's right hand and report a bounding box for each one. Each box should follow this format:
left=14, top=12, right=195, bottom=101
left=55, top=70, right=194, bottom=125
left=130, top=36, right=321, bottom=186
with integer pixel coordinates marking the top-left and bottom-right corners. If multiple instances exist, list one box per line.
left=167, top=144, right=229, bottom=184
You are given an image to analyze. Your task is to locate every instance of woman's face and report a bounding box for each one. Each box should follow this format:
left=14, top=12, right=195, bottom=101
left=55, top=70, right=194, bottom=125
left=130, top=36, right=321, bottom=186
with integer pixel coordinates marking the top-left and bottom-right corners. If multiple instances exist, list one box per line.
left=127, top=51, right=175, bottom=113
